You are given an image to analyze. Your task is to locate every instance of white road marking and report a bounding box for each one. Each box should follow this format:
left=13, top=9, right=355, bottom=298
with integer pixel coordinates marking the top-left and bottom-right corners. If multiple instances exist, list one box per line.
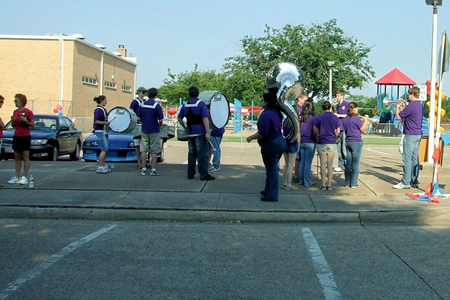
left=0, top=223, right=117, bottom=299
left=302, top=228, right=342, bottom=300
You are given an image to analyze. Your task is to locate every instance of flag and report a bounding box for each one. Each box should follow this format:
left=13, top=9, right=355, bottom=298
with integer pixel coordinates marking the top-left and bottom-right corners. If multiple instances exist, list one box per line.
left=439, top=32, right=449, bottom=73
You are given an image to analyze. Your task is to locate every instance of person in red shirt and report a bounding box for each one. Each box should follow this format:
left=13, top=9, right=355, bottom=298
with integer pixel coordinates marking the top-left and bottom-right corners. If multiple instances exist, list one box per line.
left=0, top=95, right=4, bottom=188
left=7, top=94, right=35, bottom=185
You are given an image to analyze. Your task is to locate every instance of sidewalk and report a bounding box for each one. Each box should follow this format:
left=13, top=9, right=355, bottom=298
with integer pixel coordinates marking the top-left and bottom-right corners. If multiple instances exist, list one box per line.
left=0, top=142, right=449, bottom=224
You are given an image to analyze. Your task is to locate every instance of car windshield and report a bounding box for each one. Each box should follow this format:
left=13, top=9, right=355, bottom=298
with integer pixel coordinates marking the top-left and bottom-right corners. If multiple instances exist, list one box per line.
left=4, top=117, right=58, bottom=131
left=32, top=117, right=58, bottom=131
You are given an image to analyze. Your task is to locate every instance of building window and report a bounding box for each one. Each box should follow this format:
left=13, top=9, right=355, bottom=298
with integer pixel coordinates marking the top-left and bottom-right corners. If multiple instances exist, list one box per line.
left=82, top=76, right=97, bottom=85
left=105, top=81, right=116, bottom=89
left=122, top=85, right=132, bottom=93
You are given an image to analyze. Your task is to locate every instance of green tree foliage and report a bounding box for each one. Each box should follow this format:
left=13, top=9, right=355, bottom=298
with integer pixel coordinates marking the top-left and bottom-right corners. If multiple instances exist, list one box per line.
left=158, top=64, right=229, bottom=104
left=222, top=19, right=375, bottom=105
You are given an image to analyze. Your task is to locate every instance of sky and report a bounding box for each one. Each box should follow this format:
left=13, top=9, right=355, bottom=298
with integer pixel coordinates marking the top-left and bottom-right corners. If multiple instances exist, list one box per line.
left=2, top=0, right=450, bottom=99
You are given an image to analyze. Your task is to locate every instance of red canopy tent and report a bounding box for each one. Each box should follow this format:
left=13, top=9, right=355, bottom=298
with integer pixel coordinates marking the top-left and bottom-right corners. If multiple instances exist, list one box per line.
left=375, top=68, right=416, bottom=85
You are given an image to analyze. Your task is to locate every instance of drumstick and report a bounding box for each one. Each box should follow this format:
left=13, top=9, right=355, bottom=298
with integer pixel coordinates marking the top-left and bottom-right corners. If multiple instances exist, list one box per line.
left=108, top=117, right=116, bottom=123
left=208, top=140, right=216, bottom=151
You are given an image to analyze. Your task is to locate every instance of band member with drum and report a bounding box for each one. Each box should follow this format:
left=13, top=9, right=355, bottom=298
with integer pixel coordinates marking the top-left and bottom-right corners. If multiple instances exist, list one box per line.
left=137, top=88, right=164, bottom=176
left=93, top=95, right=111, bottom=174
left=247, top=92, right=286, bottom=202
left=8, top=94, right=35, bottom=185
left=334, top=89, right=349, bottom=173
left=130, top=86, right=147, bottom=168
left=178, top=86, right=215, bottom=181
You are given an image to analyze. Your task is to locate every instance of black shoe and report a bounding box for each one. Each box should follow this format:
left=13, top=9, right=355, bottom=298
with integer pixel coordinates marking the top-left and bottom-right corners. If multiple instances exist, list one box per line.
left=260, top=191, right=266, bottom=196
left=200, top=174, right=215, bottom=181
left=260, top=197, right=278, bottom=202
left=188, top=175, right=194, bottom=179
left=411, top=183, right=419, bottom=188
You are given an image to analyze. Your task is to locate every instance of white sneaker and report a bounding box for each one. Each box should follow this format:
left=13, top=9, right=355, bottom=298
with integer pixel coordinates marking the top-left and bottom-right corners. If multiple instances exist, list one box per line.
left=18, top=176, right=28, bottom=185
left=333, top=167, right=343, bottom=172
left=8, top=176, right=19, bottom=184
left=393, top=182, right=410, bottom=189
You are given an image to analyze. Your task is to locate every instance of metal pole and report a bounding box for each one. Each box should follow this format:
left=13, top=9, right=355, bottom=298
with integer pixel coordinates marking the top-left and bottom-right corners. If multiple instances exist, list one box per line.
left=329, top=67, right=333, bottom=102
left=427, top=3, right=439, bottom=163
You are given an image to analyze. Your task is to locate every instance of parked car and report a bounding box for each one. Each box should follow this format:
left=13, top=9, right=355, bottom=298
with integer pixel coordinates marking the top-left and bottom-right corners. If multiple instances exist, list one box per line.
left=82, top=125, right=174, bottom=163
left=1, top=114, right=83, bottom=161
left=82, top=131, right=138, bottom=162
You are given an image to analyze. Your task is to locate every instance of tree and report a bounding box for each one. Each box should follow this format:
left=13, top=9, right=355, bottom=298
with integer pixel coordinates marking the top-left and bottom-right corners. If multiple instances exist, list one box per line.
left=223, top=19, right=375, bottom=106
left=158, top=64, right=229, bottom=105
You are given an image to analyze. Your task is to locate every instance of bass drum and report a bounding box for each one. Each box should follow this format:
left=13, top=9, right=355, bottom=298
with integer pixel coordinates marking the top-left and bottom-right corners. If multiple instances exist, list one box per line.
left=198, top=91, right=230, bottom=129
left=108, top=106, right=137, bottom=133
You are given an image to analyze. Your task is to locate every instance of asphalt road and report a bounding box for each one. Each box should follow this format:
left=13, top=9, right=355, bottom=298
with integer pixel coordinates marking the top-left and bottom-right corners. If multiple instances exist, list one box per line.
left=1, top=218, right=449, bottom=299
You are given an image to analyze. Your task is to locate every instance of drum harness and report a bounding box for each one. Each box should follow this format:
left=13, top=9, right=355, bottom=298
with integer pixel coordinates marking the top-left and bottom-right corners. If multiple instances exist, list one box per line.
left=94, top=106, right=108, bottom=135
left=184, top=100, right=204, bottom=130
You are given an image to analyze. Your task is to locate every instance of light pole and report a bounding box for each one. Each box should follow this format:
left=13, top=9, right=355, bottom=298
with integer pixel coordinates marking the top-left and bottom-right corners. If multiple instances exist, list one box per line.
left=425, top=0, right=443, bottom=163
left=328, top=61, right=335, bottom=102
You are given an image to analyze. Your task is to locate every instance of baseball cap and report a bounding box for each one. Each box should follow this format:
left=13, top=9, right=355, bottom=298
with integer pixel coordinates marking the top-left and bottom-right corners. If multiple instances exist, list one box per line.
left=137, top=86, right=147, bottom=92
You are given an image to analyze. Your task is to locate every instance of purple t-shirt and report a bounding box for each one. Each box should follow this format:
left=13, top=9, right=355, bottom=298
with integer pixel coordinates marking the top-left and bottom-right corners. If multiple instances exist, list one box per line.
left=130, top=97, right=144, bottom=118
left=178, top=98, right=209, bottom=136
left=257, top=108, right=283, bottom=145
left=300, top=115, right=316, bottom=144
left=336, top=100, right=350, bottom=130
left=137, top=99, right=163, bottom=133
left=93, top=105, right=107, bottom=131
left=315, top=112, right=340, bottom=144
left=342, top=115, right=363, bottom=142
left=211, top=127, right=225, bottom=137
left=399, top=100, right=424, bottom=135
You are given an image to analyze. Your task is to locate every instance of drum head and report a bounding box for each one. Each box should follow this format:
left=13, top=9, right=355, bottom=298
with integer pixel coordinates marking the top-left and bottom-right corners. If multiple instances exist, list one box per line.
left=108, top=107, right=137, bottom=133
left=209, top=92, right=230, bottom=129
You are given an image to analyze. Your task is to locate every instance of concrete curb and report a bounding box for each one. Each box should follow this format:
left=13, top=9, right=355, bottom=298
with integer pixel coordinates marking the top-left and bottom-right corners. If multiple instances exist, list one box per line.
left=3, top=206, right=450, bottom=224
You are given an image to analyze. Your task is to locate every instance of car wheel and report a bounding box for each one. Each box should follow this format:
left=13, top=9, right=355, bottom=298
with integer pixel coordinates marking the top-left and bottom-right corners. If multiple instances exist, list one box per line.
left=70, top=142, right=81, bottom=160
left=49, top=146, right=59, bottom=161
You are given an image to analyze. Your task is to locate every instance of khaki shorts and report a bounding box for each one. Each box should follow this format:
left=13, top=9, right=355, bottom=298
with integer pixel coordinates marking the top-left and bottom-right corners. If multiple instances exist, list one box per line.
left=140, top=132, right=161, bottom=154
left=317, top=143, right=337, bottom=155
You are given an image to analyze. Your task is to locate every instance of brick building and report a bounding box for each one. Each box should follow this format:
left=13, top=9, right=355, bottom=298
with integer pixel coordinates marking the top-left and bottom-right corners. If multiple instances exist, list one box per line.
left=0, top=33, right=137, bottom=132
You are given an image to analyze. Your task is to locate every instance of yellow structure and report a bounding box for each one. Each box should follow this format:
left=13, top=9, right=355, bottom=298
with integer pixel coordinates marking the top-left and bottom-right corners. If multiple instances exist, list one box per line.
left=0, top=34, right=137, bottom=132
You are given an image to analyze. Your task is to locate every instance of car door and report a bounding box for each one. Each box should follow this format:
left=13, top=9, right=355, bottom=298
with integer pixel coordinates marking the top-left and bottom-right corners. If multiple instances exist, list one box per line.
left=61, top=117, right=79, bottom=154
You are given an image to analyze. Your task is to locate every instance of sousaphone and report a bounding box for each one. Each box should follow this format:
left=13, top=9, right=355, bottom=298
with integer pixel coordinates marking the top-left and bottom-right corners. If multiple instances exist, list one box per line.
left=266, top=62, right=305, bottom=144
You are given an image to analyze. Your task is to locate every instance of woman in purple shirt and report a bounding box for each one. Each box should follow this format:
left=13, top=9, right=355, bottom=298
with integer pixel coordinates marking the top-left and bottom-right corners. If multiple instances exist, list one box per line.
left=342, top=102, right=369, bottom=188
left=247, top=92, right=287, bottom=202
left=298, top=101, right=317, bottom=187
left=314, top=101, right=340, bottom=191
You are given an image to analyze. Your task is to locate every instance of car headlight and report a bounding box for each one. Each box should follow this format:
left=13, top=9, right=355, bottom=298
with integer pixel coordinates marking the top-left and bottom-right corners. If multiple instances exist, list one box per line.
left=31, top=139, right=48, bottom=145
left=127, top=142, right=135, bottom=148
left=84, top=141, right=99, bottom=147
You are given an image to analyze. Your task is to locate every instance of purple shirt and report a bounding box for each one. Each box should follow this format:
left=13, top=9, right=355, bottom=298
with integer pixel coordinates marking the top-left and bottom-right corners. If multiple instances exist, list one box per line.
left=137, top=99, right=163, bottom=133
left=257, top=108, right=283, bottom=145
left=130, top=97, right=144, bottom=119
left=315, top=112, right=340, bottom=144
left=93, top=105, right=107, bottom=131
left=342, top=115, right=363, bottom=142
left=300, top=115, right=317, bottom=144
left=399, top=100, right=424, bottom=135
left=178, top=98, right=209, bottom=136
left=211, top=127, right=225, bottom=137
left=336, top=100, right=350, bottom=130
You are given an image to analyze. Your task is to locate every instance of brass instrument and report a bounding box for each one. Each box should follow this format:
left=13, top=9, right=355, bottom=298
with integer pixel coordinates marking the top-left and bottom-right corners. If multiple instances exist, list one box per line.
left=383, top=98, right=406, bottom=110
left=266, top=62, right=305, bottom=144
left=359, top=115, right=380, bottom=126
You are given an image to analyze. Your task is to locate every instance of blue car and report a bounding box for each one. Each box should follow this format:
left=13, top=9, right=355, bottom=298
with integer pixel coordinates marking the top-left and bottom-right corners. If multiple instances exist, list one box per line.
left=82, top=126, right=174, bottom=163
left=82, top=131, right=138, bottom=162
